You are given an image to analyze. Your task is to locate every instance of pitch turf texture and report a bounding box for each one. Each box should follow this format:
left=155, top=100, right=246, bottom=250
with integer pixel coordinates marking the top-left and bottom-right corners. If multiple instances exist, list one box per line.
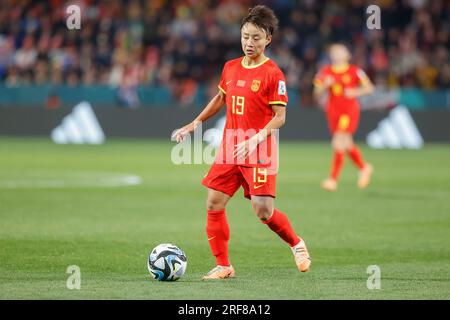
left=0, top=137, right=449, bottom=300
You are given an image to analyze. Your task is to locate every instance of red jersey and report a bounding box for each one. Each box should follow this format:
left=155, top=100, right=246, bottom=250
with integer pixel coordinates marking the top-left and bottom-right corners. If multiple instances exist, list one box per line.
left=314, top=64, right=369, bottom=112
left=215, top=57, right=288, bottom=170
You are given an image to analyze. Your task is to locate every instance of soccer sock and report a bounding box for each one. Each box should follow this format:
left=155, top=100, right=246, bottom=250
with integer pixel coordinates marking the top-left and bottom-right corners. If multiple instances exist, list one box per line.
left=348, top=145, right=365, bottom=170
left=330, top=151, right=344, bottom=180
left=206, top=209, right=230, bottom=266
left=262, top=209, right=301, bottom=247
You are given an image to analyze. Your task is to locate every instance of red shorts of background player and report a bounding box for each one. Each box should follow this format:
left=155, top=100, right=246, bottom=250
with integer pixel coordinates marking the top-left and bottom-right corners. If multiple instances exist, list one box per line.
left=202, top=163, right=276, bottom=199
left=326, top=106, right=360, bottom=134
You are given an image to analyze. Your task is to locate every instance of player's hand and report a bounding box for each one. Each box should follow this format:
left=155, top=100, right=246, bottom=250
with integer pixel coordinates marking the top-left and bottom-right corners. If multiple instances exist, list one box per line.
left=172, top=127, right=188, bottom=143
left=172, top=121, right=201, bottom=143
left=233, top=136, right=259, bottom=161
left=344, top=88, right=358, bottom=98
left=323, top=76, right=335, bottom=88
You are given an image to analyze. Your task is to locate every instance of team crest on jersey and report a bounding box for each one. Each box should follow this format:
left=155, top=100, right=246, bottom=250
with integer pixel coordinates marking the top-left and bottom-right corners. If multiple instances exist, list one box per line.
left=342, top=74, right=351, bottom=84
left=251, top=80, right=261, bottom=92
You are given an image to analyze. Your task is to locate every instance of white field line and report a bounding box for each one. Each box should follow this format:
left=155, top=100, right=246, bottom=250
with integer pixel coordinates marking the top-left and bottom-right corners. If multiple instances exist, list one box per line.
left=0, top=172, right=142, bottom=189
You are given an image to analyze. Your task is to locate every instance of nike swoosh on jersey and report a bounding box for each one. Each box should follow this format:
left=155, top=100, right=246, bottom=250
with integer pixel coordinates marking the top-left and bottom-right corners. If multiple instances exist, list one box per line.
left=253, top=184, right=266, bottom=189
left=208, top=236, right=216, bottom=241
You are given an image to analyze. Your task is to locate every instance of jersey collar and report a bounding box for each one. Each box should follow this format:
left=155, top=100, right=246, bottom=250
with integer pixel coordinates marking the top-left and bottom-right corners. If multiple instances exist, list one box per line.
left=241, top=56, right=270, bottom=69
left=331, top=63, right=350, bottom=73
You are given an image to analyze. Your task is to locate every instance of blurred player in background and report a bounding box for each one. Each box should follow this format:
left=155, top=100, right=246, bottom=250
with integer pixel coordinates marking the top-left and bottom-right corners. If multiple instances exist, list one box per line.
left=173, top=5, right=311, bottom=279
left=314, top=43, right=375, bottom=191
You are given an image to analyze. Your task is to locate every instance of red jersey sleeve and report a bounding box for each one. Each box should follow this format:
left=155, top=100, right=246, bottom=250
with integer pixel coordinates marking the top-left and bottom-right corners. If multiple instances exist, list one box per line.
left=268, top=69, right=288, bottom=106
left=218, top=62, right=228, bottom=95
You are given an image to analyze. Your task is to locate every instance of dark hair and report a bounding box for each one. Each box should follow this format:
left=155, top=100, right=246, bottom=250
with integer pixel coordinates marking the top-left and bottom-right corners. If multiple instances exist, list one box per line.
left=240, top=5, right=279, bottom=36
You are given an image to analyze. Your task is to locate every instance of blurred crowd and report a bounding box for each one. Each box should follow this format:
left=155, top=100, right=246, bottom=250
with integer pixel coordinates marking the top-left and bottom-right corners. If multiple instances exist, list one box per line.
left=0, top=0, right=448, bottom=107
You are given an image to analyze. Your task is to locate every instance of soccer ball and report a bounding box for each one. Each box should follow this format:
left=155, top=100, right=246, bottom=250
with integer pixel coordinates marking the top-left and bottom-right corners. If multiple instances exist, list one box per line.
left=147, top=243, right=187, bottom=281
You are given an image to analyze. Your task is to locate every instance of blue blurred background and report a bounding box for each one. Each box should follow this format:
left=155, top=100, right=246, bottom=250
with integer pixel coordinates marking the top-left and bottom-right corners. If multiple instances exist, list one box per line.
left=0, top=0, right=448, bottom=110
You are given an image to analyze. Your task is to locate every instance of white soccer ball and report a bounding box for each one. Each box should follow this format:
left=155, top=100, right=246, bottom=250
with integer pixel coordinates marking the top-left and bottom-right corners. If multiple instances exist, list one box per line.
left=147, top=243, right=187, bottom=281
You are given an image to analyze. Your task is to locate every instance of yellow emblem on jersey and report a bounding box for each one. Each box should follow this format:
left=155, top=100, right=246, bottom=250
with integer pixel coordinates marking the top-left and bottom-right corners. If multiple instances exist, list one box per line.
left=342, top=74, right=351, bottom=84
left=251, top=80, right=261, bottom=92
left=332, top=83, right=343, bottom=96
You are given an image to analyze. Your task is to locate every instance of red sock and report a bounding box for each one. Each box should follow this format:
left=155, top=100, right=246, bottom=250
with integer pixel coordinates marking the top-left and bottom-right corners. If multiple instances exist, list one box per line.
left=348, top=145, right=365, bottom=170
left=262, top=209, right=300, bottom=247
left=330, top=151, right=344, bottom=180
left=206, top=209, right=230, bottom=266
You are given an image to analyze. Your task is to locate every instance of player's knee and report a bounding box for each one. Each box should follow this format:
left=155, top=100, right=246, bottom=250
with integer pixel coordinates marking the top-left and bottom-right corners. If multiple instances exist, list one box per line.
left=206, top=197, right=226, bottom=211
left=251, top=201, right=273, bottom=220
left=339, top=134, right=353, bottom=151
left=332, top=132, right=351, bottom=152
left=332, top=139, right=345, bottom=152
left=344, top=136, right=354, bottom=151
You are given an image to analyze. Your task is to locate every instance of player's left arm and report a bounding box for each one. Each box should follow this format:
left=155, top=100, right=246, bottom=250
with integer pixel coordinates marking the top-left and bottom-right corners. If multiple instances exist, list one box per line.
left=233, top=104, right=285, bottom=160
left=253, top=104, right=285, bottom=142
left=344, top=69, right=375, bottom=98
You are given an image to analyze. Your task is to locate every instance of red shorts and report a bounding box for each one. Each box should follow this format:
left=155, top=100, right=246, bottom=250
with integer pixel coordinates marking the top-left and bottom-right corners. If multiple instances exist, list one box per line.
left=202, top=163, right=276, bottom=199
left=327, top=107, right=360, bottom=134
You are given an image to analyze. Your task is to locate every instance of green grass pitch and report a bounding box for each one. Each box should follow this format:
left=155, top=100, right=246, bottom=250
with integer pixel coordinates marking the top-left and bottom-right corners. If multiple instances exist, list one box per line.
left=0, top=137, right=449, bottom=299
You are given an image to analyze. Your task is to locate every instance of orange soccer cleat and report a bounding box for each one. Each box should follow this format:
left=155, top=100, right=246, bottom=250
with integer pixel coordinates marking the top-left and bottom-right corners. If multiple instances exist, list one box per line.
left=291, top=239, right=312, bottom=272
left=202, top=265, right=235, bottom=280
left=321, top=178, right=338, bottom=191
left=358, top=163, right=374, bottom=189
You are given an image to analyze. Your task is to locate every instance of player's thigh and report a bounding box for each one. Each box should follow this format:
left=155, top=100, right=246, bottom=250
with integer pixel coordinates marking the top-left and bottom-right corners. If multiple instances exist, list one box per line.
left=202, top=164, right=241, bottom=196
left=206, top=188, right=231, bottom=211
left=239, top=167, right=277, bottom=197
left=326, top=110, right=339, bottom=134
left=331, top=131, right=346, bottom=151
left=347, top=109, right=360, bottom=135
left=332, top=131, right=353, bottom=151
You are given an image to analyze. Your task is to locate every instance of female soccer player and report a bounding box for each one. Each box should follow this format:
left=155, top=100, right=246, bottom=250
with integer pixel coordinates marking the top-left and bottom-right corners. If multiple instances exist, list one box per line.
left=173, top=5, right=311, bottom=279
left=313, top=43, right=375, bottom=191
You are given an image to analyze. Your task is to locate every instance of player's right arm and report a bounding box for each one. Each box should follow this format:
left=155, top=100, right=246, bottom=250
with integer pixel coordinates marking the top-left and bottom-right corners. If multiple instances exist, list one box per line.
left=172, top=91, right=226, bottom=143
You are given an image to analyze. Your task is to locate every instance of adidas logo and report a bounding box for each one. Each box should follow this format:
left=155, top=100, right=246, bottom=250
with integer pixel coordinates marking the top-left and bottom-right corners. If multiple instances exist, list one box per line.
left=366, top=105, right=424, bottom=149
left=51, top=101, right=105, bottom=145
